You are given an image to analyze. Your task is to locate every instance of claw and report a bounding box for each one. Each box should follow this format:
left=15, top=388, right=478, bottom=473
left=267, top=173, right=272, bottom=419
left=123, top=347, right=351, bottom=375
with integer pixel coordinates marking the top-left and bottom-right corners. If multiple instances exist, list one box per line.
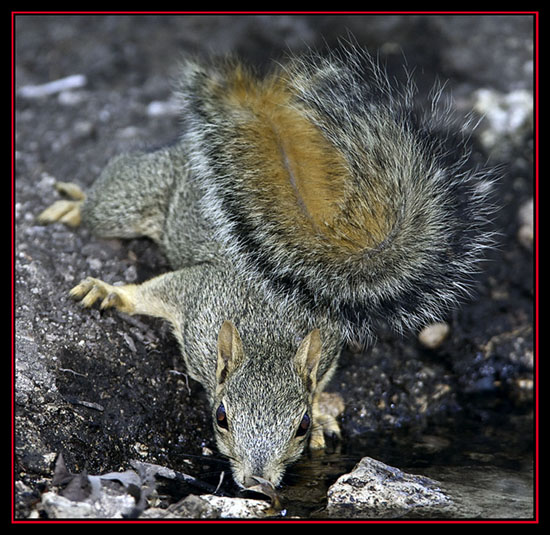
left=80, top=284, right=104, bottom=308
left=309, top=431, right=326, bottom=451
left=69, top=277, right=94, bottom=300
left=69, top=277, right=136, bottom=315
left=55, top=181, right=85, bottom=201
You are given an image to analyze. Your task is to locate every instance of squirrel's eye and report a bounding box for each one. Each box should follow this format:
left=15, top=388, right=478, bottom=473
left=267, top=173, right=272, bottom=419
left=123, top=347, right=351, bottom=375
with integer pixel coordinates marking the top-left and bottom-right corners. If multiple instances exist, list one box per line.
left=216, top=403, right=228, bottom=430
left=296, top=412, right=310, bottom=437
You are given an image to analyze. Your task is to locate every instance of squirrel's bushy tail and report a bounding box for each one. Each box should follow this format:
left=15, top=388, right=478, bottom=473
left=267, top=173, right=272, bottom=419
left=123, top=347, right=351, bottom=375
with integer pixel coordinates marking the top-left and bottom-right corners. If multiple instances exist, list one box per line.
left=177, top=46, right=495, bottom=341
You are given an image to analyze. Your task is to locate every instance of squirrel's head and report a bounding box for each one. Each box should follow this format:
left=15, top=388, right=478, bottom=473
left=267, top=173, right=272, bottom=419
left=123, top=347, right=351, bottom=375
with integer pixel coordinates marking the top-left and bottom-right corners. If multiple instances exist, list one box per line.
left=212, top=320, right=322, bottom=489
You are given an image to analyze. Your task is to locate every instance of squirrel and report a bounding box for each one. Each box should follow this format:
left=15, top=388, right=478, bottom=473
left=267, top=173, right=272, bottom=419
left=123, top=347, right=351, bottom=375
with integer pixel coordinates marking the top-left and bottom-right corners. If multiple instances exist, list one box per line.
left=38, top=45, right=495, bottom=490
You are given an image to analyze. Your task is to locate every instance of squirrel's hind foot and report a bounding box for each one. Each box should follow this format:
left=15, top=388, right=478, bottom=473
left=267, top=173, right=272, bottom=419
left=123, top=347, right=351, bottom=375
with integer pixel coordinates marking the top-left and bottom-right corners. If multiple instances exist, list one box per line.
left=310, top=392, right=344, bottom=451
left=37, top=182, right=85, bottom=227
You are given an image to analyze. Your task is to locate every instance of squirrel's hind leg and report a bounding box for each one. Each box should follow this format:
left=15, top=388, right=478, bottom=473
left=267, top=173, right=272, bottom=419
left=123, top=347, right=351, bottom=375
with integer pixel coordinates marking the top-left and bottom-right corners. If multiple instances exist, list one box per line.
left=81, top=149, right=182, bottom=243
left=37, top=182, right=85, bottom=228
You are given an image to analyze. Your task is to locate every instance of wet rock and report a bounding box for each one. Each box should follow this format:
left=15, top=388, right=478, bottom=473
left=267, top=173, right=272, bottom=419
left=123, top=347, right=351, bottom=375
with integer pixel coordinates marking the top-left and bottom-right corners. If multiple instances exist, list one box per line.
left=33, top=453, right=142, bottom=519
left=36, top=455, right=273, bottom=520
left=200, top=495, right=272, bottom=519
left=326, top=457, right=452, bottom=519
left=39, top=488, right=136, bottom=520
left=141, top=494, right=272, bottom=519
left=40, top=488, right=272, bottom=520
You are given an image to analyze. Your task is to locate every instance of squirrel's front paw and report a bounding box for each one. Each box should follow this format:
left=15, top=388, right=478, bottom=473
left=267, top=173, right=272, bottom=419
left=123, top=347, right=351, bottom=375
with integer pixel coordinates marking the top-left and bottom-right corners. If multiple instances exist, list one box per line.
left=37, top=182, right=85, bottom=227
left=310, top=392, right=344, bottom=451
left=70, top=277, right=136, bottom=315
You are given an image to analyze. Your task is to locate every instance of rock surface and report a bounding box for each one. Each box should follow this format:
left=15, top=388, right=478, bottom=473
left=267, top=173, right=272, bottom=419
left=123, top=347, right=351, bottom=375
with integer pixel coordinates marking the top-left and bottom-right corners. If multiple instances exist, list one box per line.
left=326, top=457, right=451, bottom=519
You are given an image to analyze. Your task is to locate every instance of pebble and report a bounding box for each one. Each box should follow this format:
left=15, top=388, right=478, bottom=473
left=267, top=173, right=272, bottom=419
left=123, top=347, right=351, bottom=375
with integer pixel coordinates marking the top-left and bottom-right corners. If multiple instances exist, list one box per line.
left=147, top=98, right=180, bottom=117
left=517, top=197, right=534, bottom=248
left=18, top=74, right=87, bottom=99
left=472, top=88, right=533, bottom=150
left=418, top=322, right=451, bottom=349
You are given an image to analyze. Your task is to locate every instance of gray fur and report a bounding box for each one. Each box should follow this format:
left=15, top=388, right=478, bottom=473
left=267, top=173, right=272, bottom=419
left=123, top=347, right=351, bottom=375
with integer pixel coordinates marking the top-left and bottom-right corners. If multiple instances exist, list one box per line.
left=46, top=46, right=495, bottom=488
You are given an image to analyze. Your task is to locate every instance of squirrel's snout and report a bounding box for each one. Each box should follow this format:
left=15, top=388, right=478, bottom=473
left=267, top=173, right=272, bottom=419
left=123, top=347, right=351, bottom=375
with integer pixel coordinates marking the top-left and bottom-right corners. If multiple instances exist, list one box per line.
left=234, top=460, right=284, bottom=490
left=241, top=473, right=279, bottom=497
left=240, top=468, right=279, bottom=489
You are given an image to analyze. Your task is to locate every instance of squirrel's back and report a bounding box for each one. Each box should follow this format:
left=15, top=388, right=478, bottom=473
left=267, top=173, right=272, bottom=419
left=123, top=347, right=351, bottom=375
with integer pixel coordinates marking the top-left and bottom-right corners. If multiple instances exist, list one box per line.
left=175, top=46, right=495, bottom=341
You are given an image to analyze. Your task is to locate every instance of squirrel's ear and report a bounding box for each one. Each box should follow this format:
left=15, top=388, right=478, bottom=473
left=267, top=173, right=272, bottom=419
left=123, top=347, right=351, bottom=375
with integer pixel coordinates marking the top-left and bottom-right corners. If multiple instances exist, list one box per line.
left=216, top=320, right=245, bottom=386
left=294, top=328, right=322, bottom=394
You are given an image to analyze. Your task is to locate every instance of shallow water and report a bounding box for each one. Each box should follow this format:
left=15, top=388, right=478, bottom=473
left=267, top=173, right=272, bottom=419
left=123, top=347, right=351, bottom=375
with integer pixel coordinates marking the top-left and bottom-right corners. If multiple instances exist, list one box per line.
left=274, top=398, right=535, bottom=520
left=173, top=391, right=534, bottom=521
left=417, top=464, right=534, bottom=519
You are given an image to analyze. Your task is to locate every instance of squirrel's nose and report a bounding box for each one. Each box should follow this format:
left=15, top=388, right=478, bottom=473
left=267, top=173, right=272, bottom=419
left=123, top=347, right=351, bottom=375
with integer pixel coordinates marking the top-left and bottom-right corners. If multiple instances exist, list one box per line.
left=237, top=454, right=284, bottom=489
left=243, top=472, right=272, bottom=488
left=242, top=473, right=279, bottom=500
left=240, top=457, right=271, bottom=489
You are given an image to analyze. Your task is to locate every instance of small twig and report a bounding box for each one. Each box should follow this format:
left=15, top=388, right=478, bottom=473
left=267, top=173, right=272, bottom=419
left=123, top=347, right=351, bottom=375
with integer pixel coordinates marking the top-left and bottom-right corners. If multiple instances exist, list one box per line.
left=58, top=367, right=87, bottom=378
left=63, top=395, right=104, bottom=412
left=168, top=369, right=192, bottom=395
left=214, top=471, right=225, bottom=495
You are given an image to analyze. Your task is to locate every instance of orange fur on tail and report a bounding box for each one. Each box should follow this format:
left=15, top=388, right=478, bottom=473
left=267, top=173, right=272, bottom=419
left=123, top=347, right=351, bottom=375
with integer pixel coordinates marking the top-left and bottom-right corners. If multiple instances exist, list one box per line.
left=220, top=66, right=394, bottom=256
